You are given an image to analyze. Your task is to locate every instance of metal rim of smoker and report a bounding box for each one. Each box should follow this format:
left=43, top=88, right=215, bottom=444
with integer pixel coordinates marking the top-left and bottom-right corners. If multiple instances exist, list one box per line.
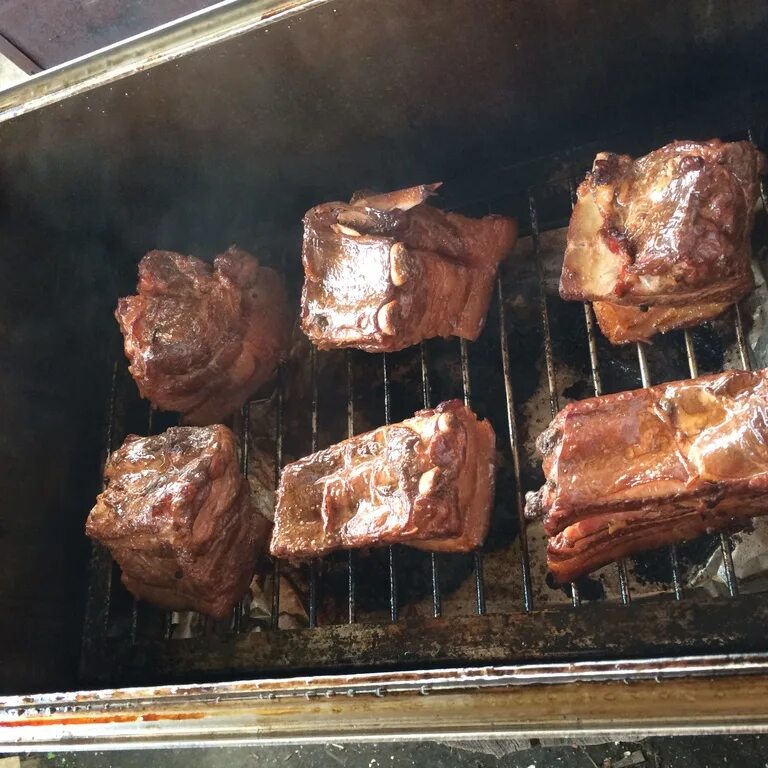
left=0, top=0, right=330, bottom=124
left=2, top=653, right=768, bottom=749
left=1, top=0, right=768, bottom=748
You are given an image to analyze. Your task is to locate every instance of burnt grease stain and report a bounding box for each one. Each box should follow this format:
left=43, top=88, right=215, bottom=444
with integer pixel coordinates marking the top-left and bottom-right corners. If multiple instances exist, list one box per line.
left=0, top=711, right=205, bottom=727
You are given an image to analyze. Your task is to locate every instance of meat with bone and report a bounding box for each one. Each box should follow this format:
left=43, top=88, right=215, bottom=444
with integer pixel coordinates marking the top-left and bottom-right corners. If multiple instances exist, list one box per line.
left=560, top=139, right=765, bottom=344
left=86, top=425, right=270, bottom=619
left=270, top=400, right=496, bottom=558
left=525, top=369, right=768, bottom=583
left=300, top=183, right=517, bottom=352
left=116, top=247, right=289, bottom=425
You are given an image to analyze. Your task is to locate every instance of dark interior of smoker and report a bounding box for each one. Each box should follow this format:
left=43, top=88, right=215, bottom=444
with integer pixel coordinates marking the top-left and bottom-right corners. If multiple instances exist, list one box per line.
left=2, top=0, right=768, bottom=696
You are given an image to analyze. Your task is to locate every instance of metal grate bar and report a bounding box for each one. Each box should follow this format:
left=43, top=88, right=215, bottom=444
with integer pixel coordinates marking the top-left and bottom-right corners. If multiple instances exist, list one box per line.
left=528, top=190, right=581, bottom=607
left=430, top=552, right=441, bottom=618
left=81, top=360, right=121, bottom=652
left=747, top=127, right=768, bottom=214
left=528, top=192, right=559, bottom=417
left=683, top=329, right=739, bottom=598
left=308, top=560, right=319, bottom=628
left=459, top=338, right=486, bottom=615
left=233, top=400, right=252, bottom=633
left=583, top=303, right=604, bottom=397
left=270, top=364, right=285, bottom=631
left=346, top=552, right=356, bottom=624
left=346, top=350, right=357, bottom=624
left=724, top=302, right=756, bottom=597
left=583, top=300, right=631, bottom=605
left=308, top=348, right=320, bottom=628
left=496, top=278, right=534, bottom=612
left=683, top=329, right=698, bottom=378
left=239, top=402, right=251, bottom=486
left=735, top=303, right=753, bottom=371
left=636, top=343, right=683, bottom=600
left=566, top=178, right=630, bottom=605
left=420, top=342, right=442, bottom=618
left=129, top=403, right=162, bottom=643
left=458, top=338, right=472, bottom=407
left=382, top=352, right=398, bottom=623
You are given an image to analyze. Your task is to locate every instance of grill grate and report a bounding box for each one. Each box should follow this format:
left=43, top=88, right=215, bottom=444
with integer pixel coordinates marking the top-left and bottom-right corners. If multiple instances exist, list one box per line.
left=530, top=188, right=584, bottom=609
left=636, top=338, right=684, bottom=600
left=564, top=175, right=634, bottom=605
left=270, top=363, right=285, bottom=631
left=420, top=342, right=442, bottom=618
left=685, top=326, right=741, bottom=599
left=308, top=347, right=320, bottom=628
left=79, top=123, right=768, bottom=684
left=381, top=352, right=399, bottom=623
left=458, top=337, right=487, bottom=615
left=497, top=276, right=533, bottom=612
left=346, top=349, right=357, bottom=623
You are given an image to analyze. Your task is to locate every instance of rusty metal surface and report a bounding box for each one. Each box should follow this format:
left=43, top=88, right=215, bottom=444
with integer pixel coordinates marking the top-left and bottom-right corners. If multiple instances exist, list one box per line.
left=3, top=661, right=768, bottom=749
left=5, top=653, right=768, bottom=709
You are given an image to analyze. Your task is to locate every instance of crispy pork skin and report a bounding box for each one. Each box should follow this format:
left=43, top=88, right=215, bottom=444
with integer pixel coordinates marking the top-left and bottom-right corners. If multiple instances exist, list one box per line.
left=300, top=184, right=517, bottom=352
left=86, top=425, right=269, bottom=619
left=525, top=370, right=768, bottom=583
left=116, top=247, right=289, bottom=425
left=270, top=400, right=496, bottom=558
left=560, top=139, right=765, bottom=343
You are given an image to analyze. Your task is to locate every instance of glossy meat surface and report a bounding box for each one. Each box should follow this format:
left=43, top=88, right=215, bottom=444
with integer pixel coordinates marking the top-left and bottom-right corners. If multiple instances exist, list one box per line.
left=116, top=247, right=289, bottom=425
left=300, top=184, right=517, bottom=352
left=592, top=299, right=730, bottom=345
left=270, top=400, right=496, bottom=558
left=86, top=425, right=269, bottom=618
left=525, top=369, right=768, bottom=583
left=560, top=139, right=765, bottom=342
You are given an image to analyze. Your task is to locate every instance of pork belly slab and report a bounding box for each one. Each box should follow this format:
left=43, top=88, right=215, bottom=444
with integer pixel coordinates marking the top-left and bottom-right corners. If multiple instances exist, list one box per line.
left=86, top=425, right=270, bottom=618
left=525, top=369, right=768, bottom=583
left=300, top=183, right=517, bottom=352
left=116, top=247, right=289, bottom=425
left=270, top=400, right=496, bottom=558
left=560, top=139, right=765, bottom=344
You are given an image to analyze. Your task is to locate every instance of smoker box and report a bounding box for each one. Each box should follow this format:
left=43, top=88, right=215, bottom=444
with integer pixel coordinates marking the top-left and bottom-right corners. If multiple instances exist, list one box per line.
left=2, top=0, right=768, bottom=750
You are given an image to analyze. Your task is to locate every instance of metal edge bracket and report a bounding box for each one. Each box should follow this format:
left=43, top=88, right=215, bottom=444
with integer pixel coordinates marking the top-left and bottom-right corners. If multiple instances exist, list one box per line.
left=3, top=655, right=768, bottom=749
left=0, top=0, right=330, bottom=124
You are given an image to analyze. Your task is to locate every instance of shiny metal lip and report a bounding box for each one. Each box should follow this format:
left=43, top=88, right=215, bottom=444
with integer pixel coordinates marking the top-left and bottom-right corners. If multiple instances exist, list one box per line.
left=0, top=0, right=329, bottom=125
left=4, top=652, right=768, bottom=710
left=3, top=653, right=768, bottom=749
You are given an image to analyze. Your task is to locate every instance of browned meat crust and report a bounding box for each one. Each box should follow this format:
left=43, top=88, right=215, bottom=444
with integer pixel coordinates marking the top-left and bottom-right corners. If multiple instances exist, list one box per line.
left=85, top=425, right=270, bottom=618
left=300, top=184, right=517, bottom=352
left=560, top=139, right=765, bottom=343
left=116, top=247, right=289, bottom=425
left=591, top=300, right=731, bottom=344
left=524, top=369, right=768, bottom=583
left=270, top=400, right=496, bottom=558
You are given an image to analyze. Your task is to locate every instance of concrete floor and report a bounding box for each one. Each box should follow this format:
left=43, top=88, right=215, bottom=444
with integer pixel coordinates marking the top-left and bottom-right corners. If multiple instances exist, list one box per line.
left=4, top=736, right=768, bottom=768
